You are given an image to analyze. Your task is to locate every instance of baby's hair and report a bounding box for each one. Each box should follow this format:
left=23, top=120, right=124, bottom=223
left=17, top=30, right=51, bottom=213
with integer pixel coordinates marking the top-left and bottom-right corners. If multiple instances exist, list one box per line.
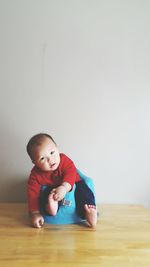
left=26, top=133, right=56, bottom=159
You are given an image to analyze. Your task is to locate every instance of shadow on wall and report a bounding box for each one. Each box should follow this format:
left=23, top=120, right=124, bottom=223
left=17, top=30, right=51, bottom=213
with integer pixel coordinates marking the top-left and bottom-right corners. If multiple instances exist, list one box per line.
left=0, top=117, right=28, bottom=202
left=0, top=176, right=27, bottom=203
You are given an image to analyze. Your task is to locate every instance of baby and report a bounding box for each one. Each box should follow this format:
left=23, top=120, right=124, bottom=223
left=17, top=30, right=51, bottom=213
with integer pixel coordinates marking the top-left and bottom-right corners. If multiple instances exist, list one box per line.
left=26, top=133, right=97, bottom=228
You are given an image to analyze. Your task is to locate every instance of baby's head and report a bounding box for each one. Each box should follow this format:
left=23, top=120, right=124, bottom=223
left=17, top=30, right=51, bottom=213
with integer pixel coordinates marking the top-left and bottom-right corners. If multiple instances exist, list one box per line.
left=27, top=133, right=60, bottom=172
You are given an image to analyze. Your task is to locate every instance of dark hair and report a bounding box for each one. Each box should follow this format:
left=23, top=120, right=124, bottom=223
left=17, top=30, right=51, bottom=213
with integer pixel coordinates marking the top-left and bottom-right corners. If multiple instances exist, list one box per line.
left=26, top=133, right=56, bottom=159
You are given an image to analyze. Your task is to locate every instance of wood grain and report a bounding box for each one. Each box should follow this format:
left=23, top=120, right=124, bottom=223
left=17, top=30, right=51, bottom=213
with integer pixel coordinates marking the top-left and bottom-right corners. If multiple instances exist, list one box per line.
left=0, top=203, right=150, bottom=267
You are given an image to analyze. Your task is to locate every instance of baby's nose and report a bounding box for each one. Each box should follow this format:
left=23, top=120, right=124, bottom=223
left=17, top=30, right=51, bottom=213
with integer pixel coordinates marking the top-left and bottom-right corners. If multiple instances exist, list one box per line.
left=48, top=157, right=54, bottom=164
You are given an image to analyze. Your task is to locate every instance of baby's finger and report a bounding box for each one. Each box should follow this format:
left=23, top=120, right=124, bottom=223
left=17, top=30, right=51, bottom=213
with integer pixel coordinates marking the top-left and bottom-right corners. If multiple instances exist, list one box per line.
left=52, top=188, right=56, bottom=192
left=40, top=218, right=44, bottom=226
left=54, top=193, right=60, bottom=201
left=36, top=221, right=42, bottom=228
left=33, top=222, right=39, bottom=228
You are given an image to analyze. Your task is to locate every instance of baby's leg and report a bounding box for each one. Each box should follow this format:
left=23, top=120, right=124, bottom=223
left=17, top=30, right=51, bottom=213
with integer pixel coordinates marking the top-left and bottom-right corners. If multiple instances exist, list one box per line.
left=75, top=180, right=97, bottom=227
left=84, top=204, right=97, bottom=228
left=45, top=192, right=58, bottom=216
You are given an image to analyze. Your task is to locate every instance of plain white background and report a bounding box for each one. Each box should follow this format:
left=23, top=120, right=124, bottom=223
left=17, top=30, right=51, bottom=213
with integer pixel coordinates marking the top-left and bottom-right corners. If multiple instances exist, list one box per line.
left=0, top=0, right=150, bottom=207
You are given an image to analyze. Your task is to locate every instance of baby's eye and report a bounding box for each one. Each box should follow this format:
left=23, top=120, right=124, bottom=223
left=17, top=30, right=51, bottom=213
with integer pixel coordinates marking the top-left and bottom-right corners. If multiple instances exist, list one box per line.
left=50, top=151, right=55, bottom=155
left=40, top=157, right=45, bottom=161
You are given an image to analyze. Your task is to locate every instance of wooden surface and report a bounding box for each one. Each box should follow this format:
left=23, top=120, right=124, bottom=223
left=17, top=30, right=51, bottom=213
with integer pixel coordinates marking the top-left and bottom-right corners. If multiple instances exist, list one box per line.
left=0, top=203, right=150, bottom=267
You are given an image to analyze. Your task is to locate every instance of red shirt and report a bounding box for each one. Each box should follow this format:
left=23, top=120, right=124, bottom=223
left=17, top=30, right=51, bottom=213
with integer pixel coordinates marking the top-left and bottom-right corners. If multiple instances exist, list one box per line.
left=27, top=153, right=81, bottom=212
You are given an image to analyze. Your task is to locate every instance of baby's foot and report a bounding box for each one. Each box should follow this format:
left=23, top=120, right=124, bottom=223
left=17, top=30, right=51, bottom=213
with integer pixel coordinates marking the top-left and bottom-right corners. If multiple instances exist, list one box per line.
left=84, top=204, right=97, bottom=228
left=46, top=192, right=58, bottom=216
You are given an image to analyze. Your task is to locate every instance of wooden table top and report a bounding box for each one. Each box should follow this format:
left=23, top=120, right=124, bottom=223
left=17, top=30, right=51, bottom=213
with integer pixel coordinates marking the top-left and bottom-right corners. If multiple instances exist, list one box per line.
left=0, top=203, right=150, bottom=267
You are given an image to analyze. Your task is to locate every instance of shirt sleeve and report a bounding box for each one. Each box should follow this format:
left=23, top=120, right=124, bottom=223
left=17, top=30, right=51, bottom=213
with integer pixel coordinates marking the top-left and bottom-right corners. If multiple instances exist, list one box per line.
left=27, top=170, right=41, bottom=213
left=61, top=154, right=80, bottom=188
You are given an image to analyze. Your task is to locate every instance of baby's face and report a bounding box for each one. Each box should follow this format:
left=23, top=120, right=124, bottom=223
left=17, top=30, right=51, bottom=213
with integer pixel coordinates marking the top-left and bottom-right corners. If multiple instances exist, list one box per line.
left=32, top=138, right=60, bottom=172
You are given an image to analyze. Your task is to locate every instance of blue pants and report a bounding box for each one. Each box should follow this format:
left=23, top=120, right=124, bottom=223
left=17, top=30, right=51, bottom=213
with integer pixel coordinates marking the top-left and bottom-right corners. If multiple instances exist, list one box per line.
left=75, top=180, right=96, bottom=219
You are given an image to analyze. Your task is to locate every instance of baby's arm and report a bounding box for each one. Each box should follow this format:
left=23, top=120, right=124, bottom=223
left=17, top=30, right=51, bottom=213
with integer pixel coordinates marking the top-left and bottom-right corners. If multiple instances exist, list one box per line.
left=30, top=211, right=44, bottom=228
left=28, top=171, right=44, bottom=228
left=51, top=182, right=71, bottom=201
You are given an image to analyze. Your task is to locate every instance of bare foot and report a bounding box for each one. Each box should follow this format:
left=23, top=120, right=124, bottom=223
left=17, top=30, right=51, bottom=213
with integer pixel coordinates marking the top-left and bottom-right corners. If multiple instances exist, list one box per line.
left=46, top=192, right=58, bottom=216
left=84, top=204, right=97, bottom=228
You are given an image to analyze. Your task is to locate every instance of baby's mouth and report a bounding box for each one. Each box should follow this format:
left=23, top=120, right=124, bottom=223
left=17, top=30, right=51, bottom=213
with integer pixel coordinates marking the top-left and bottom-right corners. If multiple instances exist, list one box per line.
left=50, top=163, right=56, bottom=168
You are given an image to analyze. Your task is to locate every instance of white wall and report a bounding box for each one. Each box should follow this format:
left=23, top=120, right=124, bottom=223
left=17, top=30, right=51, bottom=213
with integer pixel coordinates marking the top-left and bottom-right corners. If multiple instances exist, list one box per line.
left=0, top=0, right=150, bottom=207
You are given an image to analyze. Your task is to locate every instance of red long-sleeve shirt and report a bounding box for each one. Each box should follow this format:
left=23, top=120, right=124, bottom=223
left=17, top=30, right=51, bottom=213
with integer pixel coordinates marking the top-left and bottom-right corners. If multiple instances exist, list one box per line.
left=27, top=153, right=81, bottom=212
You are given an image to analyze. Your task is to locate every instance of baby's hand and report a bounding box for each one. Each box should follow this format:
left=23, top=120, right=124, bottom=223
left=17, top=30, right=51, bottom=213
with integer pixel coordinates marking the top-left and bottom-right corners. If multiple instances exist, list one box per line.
left=31, top=212, right=44, bottom=228
left=51, top=185, right=67, bottom=201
